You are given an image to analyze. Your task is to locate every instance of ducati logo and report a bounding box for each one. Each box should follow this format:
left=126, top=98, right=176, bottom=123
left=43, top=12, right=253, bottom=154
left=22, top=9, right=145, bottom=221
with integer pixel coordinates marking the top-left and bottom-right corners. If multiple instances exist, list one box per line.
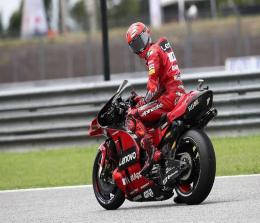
left=188, top=99, right=199, bottom=112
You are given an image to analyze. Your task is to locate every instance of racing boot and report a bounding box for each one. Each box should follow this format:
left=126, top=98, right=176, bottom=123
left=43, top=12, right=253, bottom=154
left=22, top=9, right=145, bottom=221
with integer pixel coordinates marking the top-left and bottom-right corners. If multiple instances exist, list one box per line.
left=126, top=116, right=156, bottom=177
left=140, top=135, right=156, bottom=177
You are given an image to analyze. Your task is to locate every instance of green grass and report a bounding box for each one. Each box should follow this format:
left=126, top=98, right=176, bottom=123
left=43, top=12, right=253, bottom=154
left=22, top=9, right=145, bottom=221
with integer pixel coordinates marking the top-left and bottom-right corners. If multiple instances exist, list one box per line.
left=213, top=135, right=260, bottom=176
left=0, top=147, right=97, bottom=190
left=0, top=135, right=259, bottom=190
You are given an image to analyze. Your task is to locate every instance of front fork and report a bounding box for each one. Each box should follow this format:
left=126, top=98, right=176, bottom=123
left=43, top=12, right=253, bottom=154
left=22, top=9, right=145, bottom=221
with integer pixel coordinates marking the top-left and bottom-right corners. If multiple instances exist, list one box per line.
left=98, top=140, right=123, bottom=190
left=98, top=142, right=107, bottom=178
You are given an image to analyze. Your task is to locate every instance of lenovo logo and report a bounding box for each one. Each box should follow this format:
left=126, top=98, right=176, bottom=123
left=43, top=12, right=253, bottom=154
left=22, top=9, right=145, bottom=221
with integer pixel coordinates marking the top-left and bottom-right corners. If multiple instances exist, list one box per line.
left=118, top=147, right=137, bottom=170
left=119, top=152, right=136, bottom=166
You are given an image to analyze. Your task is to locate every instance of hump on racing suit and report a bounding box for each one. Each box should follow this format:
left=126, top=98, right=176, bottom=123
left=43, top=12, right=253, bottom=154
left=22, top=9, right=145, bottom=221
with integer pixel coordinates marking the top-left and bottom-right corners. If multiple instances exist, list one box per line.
left=144, top=37, right=185, bottom=110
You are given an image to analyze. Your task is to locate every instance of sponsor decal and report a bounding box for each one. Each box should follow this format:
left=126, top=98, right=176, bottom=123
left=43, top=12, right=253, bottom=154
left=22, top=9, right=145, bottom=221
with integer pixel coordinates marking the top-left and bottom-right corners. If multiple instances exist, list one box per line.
left=131, top=31, right=137, bottom=38
left=174, top=74, right=180, bottom=80
left=133, top=194, right=142, bottom=201
left=160, top=40, right=172, bottom=52
left=143, top=189, right=154, bottom=199
left=146, top=50, right=153, bottom=57
left=138, top=101, right=156, bottom=111
left=118, top=147, right=137, bottom=170
left=155, top=195, right=164, bottom=201
left=140, top=182, right=150, bottom=190
left=141, top=103, right=163, bottom=117
left=112, top=131, right=119, bottom=136
left=122, top=171, right=142, bottom=185
left=167, top=52, right=176, bottom=62
left=148, top=64, right=155, bottom=70
left=160, top=122, right=168, bottom=130
left=162, top=186, right=171, bottom=192
left=207, top=97, right=211, bottom=105
left=148, top=69, right=155, bottom=75
left=172, top=64, right=179, bottom=71
left=176, top=91, right=183, bottom=97
left=130, top=189, right=138, bottom=195
left=130, top=172, right=142, bottom=181
left=148, top=63, right=155, bottom=75
left=188, top=99, right=199, bottom=112
left=163, top=170, right=178, bottom=185
left=130, top=26, right=138, bottom=38
left=174, top=98, right=179, bottom=106
left=122, top=177, right=130, bottom=186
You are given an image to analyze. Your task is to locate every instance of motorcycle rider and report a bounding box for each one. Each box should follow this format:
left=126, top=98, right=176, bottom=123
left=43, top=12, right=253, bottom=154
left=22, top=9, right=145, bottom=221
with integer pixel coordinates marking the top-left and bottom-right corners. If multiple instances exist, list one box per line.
left=126, top=22, right=186, bottom=176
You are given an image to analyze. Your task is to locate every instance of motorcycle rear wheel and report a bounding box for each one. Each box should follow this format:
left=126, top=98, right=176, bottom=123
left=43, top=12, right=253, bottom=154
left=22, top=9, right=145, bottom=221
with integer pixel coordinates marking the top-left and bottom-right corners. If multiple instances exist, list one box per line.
left=175, top=129, right=216, bottom=205
left=92, top=150, right=125, bottom=210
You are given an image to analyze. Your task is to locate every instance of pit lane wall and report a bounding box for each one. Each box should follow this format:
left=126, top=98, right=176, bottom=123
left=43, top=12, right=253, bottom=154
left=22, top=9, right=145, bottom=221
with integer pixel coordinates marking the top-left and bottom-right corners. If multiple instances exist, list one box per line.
left=0, top=70, right=259, bottom=150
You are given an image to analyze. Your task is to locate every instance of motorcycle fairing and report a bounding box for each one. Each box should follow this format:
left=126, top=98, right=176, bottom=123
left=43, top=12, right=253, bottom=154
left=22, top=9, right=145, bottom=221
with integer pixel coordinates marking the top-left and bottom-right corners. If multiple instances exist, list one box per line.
left=107, top=128, right=175, bottom=202
left=167, top=90, right=214, bottom=124
left=167, top=91, right=198, bottom=123
left=89, top=118, right=103, bottom=136
left=183, top=90, right=213, bottom=123
left=108, top=129, right=154, bottom=197
left=145, top=125, right=169, bottom=147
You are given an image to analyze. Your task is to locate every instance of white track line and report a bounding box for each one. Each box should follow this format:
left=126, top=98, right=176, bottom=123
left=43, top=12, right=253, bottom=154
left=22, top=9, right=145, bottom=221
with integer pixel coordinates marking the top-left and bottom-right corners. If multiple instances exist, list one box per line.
left=0, top=184, right=92, bottom=194
left=0, top=174, right=259, bottom=194
left=216, top=174, right=260, bottom=179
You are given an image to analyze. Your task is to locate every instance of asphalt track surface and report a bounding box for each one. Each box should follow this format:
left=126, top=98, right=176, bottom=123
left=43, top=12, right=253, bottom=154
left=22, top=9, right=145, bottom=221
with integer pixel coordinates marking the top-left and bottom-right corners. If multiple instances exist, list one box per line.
left=1, top=175, right=260, bottom=223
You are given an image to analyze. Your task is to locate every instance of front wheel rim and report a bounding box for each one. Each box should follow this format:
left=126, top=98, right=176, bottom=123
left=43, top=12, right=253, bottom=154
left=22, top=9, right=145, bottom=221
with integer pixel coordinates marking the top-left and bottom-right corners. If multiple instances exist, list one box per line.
left=93, top=153, right=118, bottom=204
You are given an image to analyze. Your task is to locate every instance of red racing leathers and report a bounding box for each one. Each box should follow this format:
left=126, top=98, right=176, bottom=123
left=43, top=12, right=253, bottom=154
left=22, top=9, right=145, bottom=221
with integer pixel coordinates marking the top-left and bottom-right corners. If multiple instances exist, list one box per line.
left=127, top=37, right=185, bottom=173
left=128, top=37, right=185, bottom=126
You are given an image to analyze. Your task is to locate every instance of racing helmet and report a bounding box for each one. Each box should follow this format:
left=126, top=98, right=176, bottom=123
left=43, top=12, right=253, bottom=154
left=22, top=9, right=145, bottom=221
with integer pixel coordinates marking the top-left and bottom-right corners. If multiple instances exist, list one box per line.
left=126, top=22, right=151, bottom=54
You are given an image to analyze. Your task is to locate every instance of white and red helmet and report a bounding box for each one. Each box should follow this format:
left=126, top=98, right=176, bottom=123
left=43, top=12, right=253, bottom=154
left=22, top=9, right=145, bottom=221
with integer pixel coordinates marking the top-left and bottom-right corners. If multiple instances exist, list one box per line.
left=126, top=22, right=151, bottom=55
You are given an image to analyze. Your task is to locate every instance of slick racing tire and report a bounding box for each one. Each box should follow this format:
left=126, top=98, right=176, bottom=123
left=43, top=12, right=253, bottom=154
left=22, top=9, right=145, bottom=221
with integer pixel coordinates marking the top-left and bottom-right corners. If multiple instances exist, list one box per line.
left=175, top=129, right=216, bottom=205
left=92, top=151, right=125, bottom=210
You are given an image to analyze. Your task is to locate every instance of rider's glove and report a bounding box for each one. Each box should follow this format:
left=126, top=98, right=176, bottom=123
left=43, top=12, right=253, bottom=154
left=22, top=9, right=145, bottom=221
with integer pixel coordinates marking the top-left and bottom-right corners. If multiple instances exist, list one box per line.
left=127, top=107, right=139, bottom=117
left=133, top=95, right=143, bottom=103
left=135, top=97, right=146, bottom=108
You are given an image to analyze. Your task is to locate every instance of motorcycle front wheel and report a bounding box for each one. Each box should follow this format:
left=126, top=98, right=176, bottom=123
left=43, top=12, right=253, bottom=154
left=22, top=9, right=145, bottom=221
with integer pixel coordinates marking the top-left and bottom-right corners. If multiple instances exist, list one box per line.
left=175, top=129, right=216, bottom=205
left=92, top=150, right=125, bottom=210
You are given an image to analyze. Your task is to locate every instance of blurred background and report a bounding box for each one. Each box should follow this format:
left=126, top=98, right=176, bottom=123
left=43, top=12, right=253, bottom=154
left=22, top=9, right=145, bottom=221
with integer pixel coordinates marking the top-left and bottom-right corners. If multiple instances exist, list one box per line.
left=0, top=0, right=260, bottom=83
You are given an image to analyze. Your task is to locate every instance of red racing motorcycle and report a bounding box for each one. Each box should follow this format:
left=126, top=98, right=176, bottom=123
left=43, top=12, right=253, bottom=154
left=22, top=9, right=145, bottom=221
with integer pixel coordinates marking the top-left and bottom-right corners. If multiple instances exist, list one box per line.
left=89, top=80, right=217, bottom=210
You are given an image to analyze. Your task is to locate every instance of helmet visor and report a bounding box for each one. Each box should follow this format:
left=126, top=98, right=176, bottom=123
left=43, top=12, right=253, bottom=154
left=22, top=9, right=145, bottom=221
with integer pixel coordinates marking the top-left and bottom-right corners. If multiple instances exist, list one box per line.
left=129, top=32, right=149, bottom=54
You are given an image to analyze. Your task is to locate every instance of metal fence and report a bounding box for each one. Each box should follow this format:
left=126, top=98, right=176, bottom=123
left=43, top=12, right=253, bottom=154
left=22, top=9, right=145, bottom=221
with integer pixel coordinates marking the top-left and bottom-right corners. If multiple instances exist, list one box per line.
left=0, top=70, right=259, bottom=150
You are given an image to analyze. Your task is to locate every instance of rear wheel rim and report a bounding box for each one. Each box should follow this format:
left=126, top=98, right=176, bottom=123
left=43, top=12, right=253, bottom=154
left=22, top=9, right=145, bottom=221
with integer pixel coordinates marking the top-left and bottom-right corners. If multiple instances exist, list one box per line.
left=178, top=184, right=192, bottom=193
left=176, top=137, right=201, bottom=196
